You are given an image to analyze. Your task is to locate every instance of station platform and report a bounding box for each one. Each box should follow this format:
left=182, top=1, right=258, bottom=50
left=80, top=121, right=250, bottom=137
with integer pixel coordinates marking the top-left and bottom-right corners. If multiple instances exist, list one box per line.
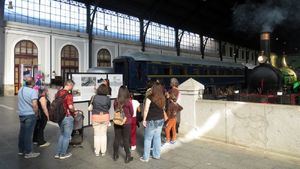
left=0, top=96, right=299, bottom=169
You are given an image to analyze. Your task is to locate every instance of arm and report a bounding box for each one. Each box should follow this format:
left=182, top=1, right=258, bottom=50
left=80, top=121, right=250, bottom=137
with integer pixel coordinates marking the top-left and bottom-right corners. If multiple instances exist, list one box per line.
left=107, top=97, right=111, bottom=110
left=32, top=100, right=39, bottom=115
left=142, top=98, right=151, bottom=127
left=31, top=90, right=39, bottom=115
left=40, top=97, right=49, bottom=120
left=66, top=95, right=76, bottom=113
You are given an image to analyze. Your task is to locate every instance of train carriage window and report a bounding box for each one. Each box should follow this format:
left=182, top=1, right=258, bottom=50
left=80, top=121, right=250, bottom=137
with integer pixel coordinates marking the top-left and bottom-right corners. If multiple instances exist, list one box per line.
left=192, top=67, right=199, bottom=75
left=179, top=67, right=187, bottom=75
left=210, top=68, right=216, bottom=75
left=164, top=66, right=171, bottom=75
left=150, top=64, right=158, bottom=74
left=219, top=68, right=224, bottom=75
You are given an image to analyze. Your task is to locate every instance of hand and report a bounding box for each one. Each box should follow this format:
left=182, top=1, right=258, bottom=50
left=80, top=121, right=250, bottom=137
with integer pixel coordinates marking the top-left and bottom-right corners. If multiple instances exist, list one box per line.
left=142, top=120, right=147, bottom=127
left=73, top=110, right=78, bottom=117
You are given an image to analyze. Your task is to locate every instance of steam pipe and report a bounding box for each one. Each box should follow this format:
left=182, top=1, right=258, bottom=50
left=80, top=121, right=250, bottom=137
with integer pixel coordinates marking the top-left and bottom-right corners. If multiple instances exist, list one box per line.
left=260, top=32, right=271, bottom=60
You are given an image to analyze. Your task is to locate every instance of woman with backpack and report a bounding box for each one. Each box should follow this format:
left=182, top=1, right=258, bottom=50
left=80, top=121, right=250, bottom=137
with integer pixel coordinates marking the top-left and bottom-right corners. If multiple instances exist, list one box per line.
left=113, top=85, right=134, bottom=163
left=91, top=84, right=111, bottom=157
left=33, top=87, right=50, bottom=147
left=140, top=82, right=166, bottom=162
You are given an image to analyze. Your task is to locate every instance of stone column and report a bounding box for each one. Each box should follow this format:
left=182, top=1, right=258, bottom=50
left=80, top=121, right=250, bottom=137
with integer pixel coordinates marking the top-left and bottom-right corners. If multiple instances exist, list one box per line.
left=0, top=0, right=5, bottom=95
left=178, top=78, right=205, bottom=133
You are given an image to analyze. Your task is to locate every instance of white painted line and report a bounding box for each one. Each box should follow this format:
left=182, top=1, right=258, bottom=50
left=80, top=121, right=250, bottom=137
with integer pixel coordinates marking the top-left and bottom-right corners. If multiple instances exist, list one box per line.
left=0, top=104, right=15, bottom=111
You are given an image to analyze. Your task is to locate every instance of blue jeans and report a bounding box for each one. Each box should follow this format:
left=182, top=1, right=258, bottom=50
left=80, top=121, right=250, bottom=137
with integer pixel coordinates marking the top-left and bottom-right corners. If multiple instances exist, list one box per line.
left=18, top=114, right=36, bottom=154
left=56, top=116, right=74, bottom=155
left=143, top=119, right=164, bottom=160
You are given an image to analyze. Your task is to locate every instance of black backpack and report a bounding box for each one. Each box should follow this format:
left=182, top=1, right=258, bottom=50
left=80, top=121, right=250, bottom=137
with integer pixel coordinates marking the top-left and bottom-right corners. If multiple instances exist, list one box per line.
left=49, top=91, right=68, bottom=123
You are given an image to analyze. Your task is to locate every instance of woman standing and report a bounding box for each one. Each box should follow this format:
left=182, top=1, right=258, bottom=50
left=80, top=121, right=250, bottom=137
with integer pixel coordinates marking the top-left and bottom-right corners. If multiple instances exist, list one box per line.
left=33, top=87, right=50, bottom=147
left=129, top=93, right=140, bottom=151
left=113, top=85, right=134, bottom=163
left=140, top=82, right=166, bottom=162
left=168, top=78, right=181, bottom=133
left=91, top=84, right=111, bottom=157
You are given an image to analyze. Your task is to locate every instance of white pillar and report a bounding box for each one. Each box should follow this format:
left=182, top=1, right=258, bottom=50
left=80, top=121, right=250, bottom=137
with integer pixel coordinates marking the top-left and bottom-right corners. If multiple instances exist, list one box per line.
left=178, top=78, right=205, bottom=133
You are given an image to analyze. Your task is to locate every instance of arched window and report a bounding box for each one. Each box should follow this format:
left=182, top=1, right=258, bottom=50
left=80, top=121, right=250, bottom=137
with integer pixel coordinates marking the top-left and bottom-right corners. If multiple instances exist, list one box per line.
left=97, top=49, right=111, bottom=67
left=61, top=45, right=79, bottom=80
left=14, top=40, right=38, bottom=94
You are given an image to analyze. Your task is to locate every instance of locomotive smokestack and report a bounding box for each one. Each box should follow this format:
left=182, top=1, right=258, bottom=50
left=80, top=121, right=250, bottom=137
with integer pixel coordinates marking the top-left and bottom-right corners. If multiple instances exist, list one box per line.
left=260, top=32, right=271, bottom=59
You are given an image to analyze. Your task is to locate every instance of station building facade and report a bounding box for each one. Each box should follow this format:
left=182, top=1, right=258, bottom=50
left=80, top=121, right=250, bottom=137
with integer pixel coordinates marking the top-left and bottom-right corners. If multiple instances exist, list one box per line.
left=0, top=0, right=258, bottom=96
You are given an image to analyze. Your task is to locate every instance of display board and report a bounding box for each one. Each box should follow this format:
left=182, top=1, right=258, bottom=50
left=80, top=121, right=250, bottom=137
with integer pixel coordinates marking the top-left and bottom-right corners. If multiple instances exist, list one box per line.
left=70, top=73, right=123, bottom=102
left=107, top=74, right=123, bottom=99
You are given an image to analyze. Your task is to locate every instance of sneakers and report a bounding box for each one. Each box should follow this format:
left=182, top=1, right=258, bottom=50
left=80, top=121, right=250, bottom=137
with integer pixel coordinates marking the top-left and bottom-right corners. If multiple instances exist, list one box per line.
left=33, top=142, right=38, bottom=145
left=95, top=152, right=100, bottom=157
left=18, top=152, right=24, bottom=156
left=139, top=157, right=149, bottom=162
left=54, top=154, right=60, bottom=159
left=170, top=140, right=176, bottom=144
left=162, top=142, right=170, bottom=147
left=59, top=153, right=72, bottom=160
left=24, top=152, right=40, bottom=159
left=131, top=146, right=136, bottom=151
left=101, top=153, right=105, bottom=157
left=39, top=142, right=50, bottom=147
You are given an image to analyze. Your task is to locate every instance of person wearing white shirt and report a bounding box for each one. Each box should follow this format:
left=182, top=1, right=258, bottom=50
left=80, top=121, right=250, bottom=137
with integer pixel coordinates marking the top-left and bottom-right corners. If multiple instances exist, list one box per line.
left=129, top=93, right=140, bottom=150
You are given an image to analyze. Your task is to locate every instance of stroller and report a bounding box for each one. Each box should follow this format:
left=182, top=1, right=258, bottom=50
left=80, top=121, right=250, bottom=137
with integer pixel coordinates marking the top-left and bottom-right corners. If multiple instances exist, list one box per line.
left=69, top=110, right=84, bottom=147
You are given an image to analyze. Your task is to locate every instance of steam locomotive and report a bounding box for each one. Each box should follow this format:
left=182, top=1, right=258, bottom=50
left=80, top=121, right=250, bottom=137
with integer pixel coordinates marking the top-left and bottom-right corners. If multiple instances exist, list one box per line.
left=112, top=52, right=246, bottom=93
left=247, top=32, right=298, bottom=95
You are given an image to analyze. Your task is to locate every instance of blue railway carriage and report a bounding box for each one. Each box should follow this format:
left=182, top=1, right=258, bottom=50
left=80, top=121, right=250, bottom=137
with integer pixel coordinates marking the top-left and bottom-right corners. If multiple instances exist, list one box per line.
left=113, top=52, right=246, bottom=93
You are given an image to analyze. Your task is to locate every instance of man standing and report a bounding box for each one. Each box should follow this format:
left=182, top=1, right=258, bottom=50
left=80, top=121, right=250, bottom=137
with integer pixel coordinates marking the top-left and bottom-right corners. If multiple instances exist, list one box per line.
left=55, top=79, right=76, bottom=160
left=18, top=77, right=40, bottom=158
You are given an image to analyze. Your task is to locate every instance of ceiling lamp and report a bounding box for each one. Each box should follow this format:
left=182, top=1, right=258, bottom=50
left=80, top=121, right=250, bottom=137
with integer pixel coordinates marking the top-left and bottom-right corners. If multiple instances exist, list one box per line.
left=8, top=1, right=13, bottom=9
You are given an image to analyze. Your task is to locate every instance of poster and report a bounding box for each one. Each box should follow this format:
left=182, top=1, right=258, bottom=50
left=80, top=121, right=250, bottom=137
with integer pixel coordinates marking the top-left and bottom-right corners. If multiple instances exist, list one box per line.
left=108, top=74, right=123, bottom=99
left=72, top=74, right=107, bottom=102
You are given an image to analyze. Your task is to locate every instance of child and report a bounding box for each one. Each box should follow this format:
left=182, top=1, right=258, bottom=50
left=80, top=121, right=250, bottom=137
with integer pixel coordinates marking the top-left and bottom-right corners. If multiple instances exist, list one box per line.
left=165, top=93, right=183, bottom=144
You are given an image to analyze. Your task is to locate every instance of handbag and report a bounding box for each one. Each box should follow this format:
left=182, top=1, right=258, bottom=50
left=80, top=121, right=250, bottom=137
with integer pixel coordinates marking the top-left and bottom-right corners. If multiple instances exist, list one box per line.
left=88, top=95, right=95, bottom=111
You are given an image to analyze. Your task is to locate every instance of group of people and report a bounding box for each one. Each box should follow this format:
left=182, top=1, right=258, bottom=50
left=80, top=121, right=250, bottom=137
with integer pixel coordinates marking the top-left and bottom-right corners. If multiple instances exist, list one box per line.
left=18, top=77, right=78, bottom=159
left=17, top=76, right=183, bottom=164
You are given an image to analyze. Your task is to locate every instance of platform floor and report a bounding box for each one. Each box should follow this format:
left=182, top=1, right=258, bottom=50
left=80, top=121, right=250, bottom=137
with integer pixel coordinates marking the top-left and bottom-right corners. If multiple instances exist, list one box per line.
left=0, top=96, right=300, bottom=169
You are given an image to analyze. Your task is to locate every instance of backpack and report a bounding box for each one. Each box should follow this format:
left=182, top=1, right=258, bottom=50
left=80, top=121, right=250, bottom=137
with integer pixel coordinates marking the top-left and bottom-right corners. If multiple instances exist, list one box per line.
left=113, top=107, right=126, bottom=126
left=49, top=91, right=68, bottom=123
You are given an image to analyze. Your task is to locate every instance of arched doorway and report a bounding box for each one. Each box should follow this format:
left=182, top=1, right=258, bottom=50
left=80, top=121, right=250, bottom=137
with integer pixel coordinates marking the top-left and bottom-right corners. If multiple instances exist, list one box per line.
left=97, top=49, right=111, bottom=67
left=14, top=40, right=38, bottom=94
left=61, top=45, right=79, bottom=81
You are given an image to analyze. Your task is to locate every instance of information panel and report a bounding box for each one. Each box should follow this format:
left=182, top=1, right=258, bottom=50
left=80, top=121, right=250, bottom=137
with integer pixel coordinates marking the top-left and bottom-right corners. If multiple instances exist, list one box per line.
left=108, top=74, right=123, bottom=99
left=70, top=73, right=123, bottom=102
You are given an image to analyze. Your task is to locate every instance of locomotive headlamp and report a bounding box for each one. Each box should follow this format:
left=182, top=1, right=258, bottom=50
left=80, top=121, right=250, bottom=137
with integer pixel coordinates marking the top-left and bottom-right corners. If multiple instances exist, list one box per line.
left=258, top=55, right=267, bottom=64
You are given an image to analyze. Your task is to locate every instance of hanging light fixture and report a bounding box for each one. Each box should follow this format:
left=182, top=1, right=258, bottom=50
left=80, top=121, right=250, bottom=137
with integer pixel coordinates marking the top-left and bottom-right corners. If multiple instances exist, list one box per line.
left=8, top=1, right=13, bottom=9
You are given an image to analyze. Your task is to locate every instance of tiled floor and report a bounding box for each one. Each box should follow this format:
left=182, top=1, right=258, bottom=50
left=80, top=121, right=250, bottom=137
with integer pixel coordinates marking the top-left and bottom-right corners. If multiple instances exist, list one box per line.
left=0, top=96, right=300, bottom=169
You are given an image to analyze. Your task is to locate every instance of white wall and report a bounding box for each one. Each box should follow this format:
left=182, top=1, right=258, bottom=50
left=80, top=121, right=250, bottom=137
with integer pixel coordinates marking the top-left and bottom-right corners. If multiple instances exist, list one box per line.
left=52, top=35, right=88, bottom=75
left=5, top=29, right=50, bottom=85
left=181, top=99, right=300, bottom=158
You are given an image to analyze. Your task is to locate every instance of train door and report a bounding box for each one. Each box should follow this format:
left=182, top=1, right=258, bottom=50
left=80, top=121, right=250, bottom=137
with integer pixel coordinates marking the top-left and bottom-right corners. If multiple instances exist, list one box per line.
left=114, top=58, right=129, bottom=86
